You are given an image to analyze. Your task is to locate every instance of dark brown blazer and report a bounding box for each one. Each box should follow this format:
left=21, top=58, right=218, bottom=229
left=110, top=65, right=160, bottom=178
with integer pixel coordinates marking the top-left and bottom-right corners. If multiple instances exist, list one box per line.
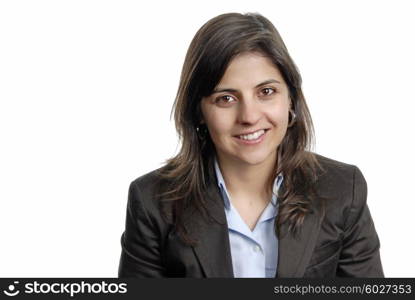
left=118, top=154, right=383, bottom=277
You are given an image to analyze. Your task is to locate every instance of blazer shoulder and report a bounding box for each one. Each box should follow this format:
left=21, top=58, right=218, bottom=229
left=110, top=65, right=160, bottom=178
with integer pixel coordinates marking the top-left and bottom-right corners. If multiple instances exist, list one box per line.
left=313, top=153, right=364, bottom=185
left=130, top=166, right=174, bottom=200
left=314, top=153, right=356, bottom=173
left=131, top=167, right=165, bottom=189
left=127, top=167, right=169, bottom=220
left=312, top=153, right=367, bottom=211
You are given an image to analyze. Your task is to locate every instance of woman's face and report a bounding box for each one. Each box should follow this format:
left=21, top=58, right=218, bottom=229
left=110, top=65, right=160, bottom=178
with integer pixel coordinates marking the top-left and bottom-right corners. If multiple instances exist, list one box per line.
left=200, top=51, right=291, bottom=168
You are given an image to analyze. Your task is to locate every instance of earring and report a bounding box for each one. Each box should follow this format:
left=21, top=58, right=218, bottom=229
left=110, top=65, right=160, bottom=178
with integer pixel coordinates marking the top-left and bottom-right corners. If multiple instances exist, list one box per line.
left=196, top=124, right=208, bottom=140
left=288, top=109, right=296, bottom=127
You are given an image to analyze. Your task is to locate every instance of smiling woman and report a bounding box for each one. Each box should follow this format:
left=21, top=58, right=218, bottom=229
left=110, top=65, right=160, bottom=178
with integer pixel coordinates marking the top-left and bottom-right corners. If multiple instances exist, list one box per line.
left=118, top=12, right=384, bottom=278
left=200, top=52, right=290, bottom=169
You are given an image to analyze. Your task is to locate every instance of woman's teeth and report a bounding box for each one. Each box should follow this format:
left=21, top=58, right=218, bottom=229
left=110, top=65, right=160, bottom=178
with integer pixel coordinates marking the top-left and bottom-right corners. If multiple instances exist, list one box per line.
left=238, top=129, right=265, bottom=141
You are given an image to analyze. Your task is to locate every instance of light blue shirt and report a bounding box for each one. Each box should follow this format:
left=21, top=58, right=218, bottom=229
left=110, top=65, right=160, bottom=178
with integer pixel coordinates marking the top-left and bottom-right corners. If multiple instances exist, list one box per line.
left=214, top=159, right=283, bottom=278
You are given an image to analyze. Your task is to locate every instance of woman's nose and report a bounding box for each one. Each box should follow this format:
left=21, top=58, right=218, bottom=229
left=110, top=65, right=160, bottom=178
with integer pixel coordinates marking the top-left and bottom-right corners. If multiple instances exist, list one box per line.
left=237, top=98, right=262, bottom=125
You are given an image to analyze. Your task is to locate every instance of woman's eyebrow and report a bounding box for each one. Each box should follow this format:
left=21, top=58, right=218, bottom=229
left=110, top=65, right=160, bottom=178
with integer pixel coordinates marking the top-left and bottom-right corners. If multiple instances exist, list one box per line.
left=212, top=79, right=281, bottom=94
left=256, top=79, right=281, bottom=87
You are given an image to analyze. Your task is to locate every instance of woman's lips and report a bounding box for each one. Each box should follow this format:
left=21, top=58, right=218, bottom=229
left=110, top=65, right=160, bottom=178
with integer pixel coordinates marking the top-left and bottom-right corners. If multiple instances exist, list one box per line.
left=233, top=129, right=269, bottom=145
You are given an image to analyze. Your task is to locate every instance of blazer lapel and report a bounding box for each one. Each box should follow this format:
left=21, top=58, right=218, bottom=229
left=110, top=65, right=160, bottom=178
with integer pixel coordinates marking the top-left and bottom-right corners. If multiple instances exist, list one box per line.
left=276, top=197, right=323, bottom=277
left=183, top=174, right=234, bottom=278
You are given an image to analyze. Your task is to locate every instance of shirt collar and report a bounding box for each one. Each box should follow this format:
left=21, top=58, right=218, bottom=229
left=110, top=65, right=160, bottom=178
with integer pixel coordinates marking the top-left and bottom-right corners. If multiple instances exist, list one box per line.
left=214, top=157, right=283, bottom=209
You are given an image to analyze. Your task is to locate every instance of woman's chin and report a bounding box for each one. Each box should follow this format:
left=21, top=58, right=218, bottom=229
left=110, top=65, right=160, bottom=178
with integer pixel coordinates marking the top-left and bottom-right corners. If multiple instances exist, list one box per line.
left=233, top=151, right=277, bottom=167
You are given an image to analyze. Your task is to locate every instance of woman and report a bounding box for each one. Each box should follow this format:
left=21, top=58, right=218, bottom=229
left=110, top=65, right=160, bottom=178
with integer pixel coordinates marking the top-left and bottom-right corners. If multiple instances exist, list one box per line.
left=118, top=12, right=383, bottom=278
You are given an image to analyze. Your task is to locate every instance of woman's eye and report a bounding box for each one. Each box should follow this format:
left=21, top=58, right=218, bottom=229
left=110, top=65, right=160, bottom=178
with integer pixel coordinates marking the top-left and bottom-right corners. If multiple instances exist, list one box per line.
left=216, top=95, right=236, bottom=104
left=261, top=87, right=276, bottom=96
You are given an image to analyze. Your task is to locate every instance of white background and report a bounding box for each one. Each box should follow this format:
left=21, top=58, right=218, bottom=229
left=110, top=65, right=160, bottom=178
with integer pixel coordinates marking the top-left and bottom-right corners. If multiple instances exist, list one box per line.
left=1, top=0, right=414, bottom=277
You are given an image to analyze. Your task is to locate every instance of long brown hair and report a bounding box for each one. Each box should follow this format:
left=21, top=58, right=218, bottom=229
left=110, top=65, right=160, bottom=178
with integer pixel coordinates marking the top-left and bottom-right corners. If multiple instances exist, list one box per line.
left=157, top=12, right=322, bottom=244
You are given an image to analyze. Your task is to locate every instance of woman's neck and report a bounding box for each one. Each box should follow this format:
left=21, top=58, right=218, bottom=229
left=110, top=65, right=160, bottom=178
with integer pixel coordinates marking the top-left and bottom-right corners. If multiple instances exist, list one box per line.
left=216, top=153, right=277, bottom=200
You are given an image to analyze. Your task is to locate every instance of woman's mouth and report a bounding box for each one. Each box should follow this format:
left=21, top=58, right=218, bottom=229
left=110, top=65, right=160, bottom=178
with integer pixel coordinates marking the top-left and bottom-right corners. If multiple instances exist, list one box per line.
left=234, top=129, right=269, bottom=144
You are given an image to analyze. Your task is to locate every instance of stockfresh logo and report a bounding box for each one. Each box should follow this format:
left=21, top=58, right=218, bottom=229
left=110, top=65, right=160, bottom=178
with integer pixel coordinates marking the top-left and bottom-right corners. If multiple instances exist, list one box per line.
left=3, top=281, right=20, bottom=297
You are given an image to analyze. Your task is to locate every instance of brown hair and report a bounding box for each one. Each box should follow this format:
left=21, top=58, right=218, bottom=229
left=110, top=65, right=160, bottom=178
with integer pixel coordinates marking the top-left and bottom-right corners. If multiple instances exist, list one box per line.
left=157, top=12, right=321, bottom=244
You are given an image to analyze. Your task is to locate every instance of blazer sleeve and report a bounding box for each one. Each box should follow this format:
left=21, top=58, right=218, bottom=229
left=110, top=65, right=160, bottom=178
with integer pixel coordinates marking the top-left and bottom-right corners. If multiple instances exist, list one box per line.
left=118, top=181, right=166, bottom=277
left=336, top=166, right=384, bottom=277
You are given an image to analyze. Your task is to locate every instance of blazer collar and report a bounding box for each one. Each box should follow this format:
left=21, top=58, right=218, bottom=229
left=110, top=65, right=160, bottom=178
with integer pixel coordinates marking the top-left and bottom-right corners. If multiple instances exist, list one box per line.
left=183, top=163, right=323, bottom=278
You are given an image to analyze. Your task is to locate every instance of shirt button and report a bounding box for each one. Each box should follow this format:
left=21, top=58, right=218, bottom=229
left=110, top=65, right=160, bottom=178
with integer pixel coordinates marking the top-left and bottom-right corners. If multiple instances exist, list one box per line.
left=253, top=245, right=261, bottom=252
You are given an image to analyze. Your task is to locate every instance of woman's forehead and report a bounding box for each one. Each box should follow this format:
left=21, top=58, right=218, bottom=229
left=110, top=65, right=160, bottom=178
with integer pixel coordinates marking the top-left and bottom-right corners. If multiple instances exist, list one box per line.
left=215, top=52, right=285, bottom=89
